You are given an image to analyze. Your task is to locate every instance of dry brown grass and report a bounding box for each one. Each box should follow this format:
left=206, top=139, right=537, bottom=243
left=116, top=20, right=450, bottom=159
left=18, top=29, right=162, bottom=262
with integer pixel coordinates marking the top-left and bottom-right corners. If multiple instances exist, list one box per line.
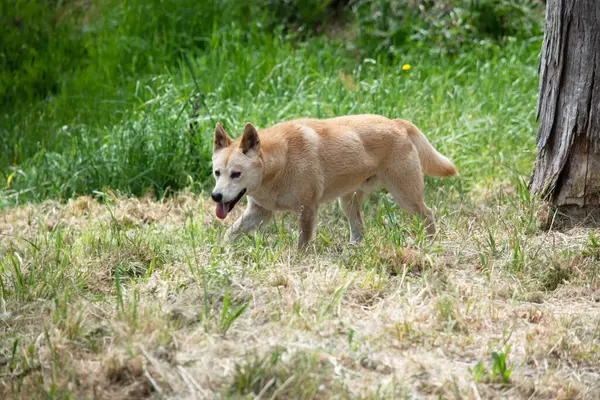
left=1, top=190, right=599, bottom=399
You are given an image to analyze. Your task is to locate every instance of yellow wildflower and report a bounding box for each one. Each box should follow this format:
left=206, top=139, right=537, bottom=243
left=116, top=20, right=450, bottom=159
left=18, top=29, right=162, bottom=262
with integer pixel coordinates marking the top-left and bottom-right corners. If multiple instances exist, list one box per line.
left=402, top=64, right=411, bottom=71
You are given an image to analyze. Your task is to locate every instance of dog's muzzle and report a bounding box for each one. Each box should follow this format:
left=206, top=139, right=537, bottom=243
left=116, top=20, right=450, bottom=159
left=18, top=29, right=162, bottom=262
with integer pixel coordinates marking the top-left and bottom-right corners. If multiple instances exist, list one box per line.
left=214, top=189, right=246, bottom=220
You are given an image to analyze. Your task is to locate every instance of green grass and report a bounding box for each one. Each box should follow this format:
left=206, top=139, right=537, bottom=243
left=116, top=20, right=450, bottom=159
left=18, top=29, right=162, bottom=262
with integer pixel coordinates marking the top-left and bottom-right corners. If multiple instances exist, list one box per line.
left=2, top=0, right=543, bottom=206
left=2, top=35, right=541, bottom=205
left=3, top=1, right=600, bottom=398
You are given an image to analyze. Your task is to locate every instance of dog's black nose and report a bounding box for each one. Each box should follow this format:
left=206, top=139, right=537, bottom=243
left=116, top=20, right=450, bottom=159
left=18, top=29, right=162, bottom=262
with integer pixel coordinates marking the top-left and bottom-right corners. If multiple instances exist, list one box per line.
left=211, top=192, right=223, bottom=202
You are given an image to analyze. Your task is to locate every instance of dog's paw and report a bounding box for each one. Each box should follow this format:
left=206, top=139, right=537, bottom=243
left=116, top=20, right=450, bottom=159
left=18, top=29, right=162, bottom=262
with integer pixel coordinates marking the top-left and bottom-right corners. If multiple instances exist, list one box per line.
left=348, top=234, right=363, bottom=246
left=224, top=227, right=239, bottom=243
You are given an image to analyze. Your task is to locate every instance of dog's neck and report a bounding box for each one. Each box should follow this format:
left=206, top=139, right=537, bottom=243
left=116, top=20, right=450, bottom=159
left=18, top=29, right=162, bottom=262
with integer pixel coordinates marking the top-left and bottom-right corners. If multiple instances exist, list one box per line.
left=258, top=148, right=285, bottom=188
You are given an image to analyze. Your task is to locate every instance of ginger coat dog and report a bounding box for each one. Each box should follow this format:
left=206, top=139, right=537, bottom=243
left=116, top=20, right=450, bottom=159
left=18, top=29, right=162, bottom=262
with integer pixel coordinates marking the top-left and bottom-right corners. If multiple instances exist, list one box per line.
left=210, top=114, right=457, bottom=248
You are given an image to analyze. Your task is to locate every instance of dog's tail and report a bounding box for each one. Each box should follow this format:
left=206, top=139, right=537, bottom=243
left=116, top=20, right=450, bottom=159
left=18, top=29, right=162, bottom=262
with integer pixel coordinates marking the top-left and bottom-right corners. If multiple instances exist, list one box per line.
left=395, top=119, right=458, bottom=177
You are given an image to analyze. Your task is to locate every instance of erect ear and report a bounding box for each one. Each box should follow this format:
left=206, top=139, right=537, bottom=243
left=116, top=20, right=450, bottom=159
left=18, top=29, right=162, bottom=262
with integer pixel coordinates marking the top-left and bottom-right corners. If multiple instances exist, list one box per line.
left=240, top=122, right=260, bottom=154
left=213, top=122, right=232, bottom=152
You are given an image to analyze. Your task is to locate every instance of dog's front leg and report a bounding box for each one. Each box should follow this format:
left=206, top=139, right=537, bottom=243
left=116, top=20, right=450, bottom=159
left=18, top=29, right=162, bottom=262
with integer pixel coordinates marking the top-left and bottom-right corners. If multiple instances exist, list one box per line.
left=298, top=204, right=317, bottom=249
left=225, top=199, right=272, bottom=241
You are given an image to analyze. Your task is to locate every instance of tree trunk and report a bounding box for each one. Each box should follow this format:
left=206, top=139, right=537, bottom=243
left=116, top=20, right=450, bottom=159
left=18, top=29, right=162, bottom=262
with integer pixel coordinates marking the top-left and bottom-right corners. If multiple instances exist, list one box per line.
left=529, top=0, right=600, bottom=227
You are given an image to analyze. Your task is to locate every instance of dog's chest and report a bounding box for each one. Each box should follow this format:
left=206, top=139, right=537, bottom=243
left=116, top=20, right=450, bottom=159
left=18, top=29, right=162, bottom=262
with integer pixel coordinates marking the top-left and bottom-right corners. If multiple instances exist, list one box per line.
left=249, top=192, right=299, bottom=212
left=275, top=194, right=299, bottom=210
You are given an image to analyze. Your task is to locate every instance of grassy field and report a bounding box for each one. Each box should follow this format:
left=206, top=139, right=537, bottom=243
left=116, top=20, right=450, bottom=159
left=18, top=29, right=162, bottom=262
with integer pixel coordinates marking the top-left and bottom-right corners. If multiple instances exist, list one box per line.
left=2, top=1, right=600, bottom=399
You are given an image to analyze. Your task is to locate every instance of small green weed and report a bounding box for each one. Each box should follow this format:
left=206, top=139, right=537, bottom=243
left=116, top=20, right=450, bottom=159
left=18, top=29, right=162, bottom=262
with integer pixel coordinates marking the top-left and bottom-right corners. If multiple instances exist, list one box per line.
left=491, top=345, right=513, bottom=384
left=219, top=290, right=249, bottom=336
left=581, top=232, right=600, bottom=259
left=469, top=345, right=513, bottom=385
left=468, top=361, right=487, bottom=383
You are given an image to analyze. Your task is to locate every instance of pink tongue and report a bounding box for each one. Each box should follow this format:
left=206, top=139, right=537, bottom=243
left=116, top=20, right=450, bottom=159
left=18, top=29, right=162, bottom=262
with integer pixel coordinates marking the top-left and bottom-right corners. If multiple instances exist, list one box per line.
left=216, top=202, right=229, bottom=220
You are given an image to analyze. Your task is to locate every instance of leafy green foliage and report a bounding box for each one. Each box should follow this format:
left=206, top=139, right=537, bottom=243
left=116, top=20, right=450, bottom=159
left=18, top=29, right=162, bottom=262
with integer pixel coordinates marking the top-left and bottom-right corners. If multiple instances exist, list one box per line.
left=351, top=0, right=544, bottom=57
left=0, top=0, right=86, bottom=105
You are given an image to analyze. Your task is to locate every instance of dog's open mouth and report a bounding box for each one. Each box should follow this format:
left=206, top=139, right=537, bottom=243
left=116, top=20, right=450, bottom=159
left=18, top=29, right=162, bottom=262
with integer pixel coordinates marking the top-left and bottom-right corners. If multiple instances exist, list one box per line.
left=215, top=189, right=246, bottom=220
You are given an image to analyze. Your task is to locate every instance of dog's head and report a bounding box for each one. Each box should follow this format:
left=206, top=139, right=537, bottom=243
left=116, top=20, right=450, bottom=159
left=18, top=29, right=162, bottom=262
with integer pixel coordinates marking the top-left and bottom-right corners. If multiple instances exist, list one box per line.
left=210, top=122, right=263, bottom=219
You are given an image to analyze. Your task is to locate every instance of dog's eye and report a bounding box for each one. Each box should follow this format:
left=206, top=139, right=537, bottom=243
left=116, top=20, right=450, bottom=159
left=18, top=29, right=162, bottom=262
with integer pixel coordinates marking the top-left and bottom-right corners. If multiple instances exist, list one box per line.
left=214, top=170, right=220, bottom=177
left=230, top=172, right=241, bottom=179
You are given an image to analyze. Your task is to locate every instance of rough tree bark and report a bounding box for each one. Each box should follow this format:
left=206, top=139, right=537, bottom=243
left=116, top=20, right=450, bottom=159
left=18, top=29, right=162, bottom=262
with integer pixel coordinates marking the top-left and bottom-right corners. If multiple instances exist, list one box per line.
left=529, top=0, right=600, bottom=227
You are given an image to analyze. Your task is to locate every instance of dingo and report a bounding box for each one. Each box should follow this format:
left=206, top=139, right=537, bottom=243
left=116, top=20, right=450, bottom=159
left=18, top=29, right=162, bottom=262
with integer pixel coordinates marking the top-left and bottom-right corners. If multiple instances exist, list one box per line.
left=210, top=114, right=457, bottom=249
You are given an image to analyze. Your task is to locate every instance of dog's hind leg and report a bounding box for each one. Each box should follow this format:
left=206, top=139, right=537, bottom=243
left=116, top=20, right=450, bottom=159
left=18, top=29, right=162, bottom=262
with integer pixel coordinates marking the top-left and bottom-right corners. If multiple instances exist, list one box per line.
left=338, top=190, right=365, bottom=244
left=225, top=198, right=272, bottom=241
left=298, top=204, right=317, bottom=249
left=380, top=150, right=436, bottom=236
